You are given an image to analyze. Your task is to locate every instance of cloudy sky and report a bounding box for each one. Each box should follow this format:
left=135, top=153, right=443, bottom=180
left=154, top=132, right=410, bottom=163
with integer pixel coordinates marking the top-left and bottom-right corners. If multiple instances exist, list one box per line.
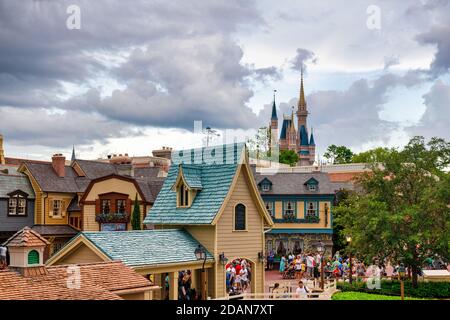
left=0, top=0, right=449, bottom=160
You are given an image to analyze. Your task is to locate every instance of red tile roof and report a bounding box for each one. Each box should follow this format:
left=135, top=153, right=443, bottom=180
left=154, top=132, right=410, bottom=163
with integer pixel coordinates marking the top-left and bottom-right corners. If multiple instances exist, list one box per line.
left=2, top=226, right=50, bottom=247
left=0, top=261, right=152, bottom=300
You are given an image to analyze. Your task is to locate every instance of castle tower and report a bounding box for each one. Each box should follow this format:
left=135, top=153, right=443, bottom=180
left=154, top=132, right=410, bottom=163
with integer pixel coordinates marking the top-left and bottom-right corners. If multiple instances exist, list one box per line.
left=270, top=90, right=278, bottom=148
left=288, top=107, right=297, bottom=151
left=296, top=69, right=308, bottom=142
left=0, top=134, right=5, bottom=165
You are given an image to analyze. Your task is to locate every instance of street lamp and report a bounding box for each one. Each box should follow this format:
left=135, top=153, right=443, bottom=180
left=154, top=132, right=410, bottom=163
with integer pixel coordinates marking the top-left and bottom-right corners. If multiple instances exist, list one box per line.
left=316, top=241, right=325, bottom=290
left=398, top=264, right=406, bottom=301
left=346, top=235, right=353, bottom=284
left=195, top=245, right=207, bottom=300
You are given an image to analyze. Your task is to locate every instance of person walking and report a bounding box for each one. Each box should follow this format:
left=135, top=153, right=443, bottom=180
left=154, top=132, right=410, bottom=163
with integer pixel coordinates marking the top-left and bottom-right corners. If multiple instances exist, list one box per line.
left=295, top=280, right=309, bottom=298
left=279, top=255, right=286, bottom=274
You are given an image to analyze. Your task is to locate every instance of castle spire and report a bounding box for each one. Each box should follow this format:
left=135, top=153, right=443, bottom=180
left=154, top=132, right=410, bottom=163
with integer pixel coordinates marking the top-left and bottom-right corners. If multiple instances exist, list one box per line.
left=298, top=68, right=307, bottom=109
left=71, top=145, right=76, bottom=162
left=271, top=89, right=278, bottom=120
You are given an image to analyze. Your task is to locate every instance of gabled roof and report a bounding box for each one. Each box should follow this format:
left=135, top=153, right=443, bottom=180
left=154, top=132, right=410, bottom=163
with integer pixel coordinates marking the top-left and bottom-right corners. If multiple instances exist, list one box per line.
left=66, top=229, right=214, bottom=267
left=304, top=177, right=319, bottom=185
left=3, top=226, right=50, bottom=247
left=145, top=143, right=245, bottom=225
left=258, top=177, right=273, bottom=186
left=172, top=165, right=203, bottom=190
left=31, top=225, right=78, bottom=237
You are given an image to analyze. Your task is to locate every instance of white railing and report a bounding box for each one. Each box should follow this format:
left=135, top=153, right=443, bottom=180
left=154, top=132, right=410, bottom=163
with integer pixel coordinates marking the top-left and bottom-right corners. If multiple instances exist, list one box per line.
left=257, top=163, right=375, bottom=174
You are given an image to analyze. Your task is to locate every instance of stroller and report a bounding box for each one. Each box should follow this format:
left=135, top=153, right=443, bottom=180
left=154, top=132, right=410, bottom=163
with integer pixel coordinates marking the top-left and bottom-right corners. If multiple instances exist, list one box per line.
left=282, top=265, right=296, bottom=279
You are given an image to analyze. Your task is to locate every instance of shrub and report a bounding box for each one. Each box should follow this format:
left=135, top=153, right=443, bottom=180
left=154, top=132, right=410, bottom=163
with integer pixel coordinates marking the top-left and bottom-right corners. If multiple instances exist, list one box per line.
left=337, top=280, right=450, bottom=298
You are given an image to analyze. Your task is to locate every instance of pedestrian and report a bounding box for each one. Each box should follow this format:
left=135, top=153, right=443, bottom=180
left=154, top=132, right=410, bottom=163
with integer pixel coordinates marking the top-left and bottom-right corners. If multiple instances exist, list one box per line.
left=279, top=255, right=286, bottom=273
left=295, top=280, right=309, bottom=298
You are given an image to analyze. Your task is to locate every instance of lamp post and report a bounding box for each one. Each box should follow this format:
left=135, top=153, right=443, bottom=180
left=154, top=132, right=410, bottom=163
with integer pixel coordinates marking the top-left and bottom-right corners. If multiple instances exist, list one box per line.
left=316, top=241, right=325, bottom=290
left=398, top=264, right=406, bottom=301
left=346, top=235, right=353, bottom=284
left=195, top=245, right=207, bottom=300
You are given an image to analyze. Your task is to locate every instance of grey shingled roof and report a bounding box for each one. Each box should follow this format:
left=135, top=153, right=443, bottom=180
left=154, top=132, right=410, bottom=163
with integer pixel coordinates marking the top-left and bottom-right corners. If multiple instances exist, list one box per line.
left=254, top=171, right=344, bottom=195
left=134, top=167, right=161, bottom=178
left=0, top=171, right=35, bottom=199
left=31, top=225, right=78, bottom=237
left=81, top=229, right=213, bottom=267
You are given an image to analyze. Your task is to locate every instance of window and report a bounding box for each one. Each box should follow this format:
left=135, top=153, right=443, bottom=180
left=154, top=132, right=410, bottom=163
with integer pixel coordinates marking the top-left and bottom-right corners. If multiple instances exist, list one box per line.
left=8, top=197, right=17, bottom=215
left=234, top=203, right=246, bottom=231
left=28, top=250, right=39, bottom=265
left=306, top=202, right=318, bottom=216
left=8, top=194, right=27, bottom=216
left=117, top=199, right=126, bottom=214
left=283, top=201, right=295, bottom=216
left=52, top=200, right=62, bottom=217
left=178, top=184, right=189, bottom=207
left=265, top=202, right=274, bottom=217
left=261, top=184, right=270, bottom=192
left=101, top=200, right=111, bottom=214
left=308, top=184, right=317, bottom=191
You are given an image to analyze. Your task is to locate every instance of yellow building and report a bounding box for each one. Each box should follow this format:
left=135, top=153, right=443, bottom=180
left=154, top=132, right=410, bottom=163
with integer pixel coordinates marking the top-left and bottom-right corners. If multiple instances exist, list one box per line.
left=47, top=143, right=274, bottom=300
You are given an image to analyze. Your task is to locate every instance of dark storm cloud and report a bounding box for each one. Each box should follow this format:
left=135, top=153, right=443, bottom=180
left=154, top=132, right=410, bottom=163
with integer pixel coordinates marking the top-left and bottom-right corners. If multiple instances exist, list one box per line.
left=290, top=48, right=317, bottom=73
left=0, top=0, right=276, bottom=145
left=406, top=81, right=450, bottom=140
left=416, top=26, right=450, bottom=78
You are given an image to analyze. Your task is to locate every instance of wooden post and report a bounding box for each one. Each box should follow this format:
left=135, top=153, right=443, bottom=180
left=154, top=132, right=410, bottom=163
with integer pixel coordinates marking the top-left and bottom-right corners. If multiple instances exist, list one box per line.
left=169, top=271, right=178, bottom=300
left=201, top=269, right=207, bottom=300
left=400, top=279, right=404, bottom=301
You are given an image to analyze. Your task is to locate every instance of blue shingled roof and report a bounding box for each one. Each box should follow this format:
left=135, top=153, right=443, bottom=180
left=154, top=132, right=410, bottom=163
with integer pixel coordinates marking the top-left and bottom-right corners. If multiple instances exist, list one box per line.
left=181, top=165, right=203, bottom=189
left=309, top=132, right=315, bottom=146
left=299, top=125, right=309, bottom=146
left=144, top=143, right=245, bottom=225
left=271, top=100, right=278, bottom=120
left=279, top=119, right=292, bottom=139
left=82, top=229, right=213, bottom=267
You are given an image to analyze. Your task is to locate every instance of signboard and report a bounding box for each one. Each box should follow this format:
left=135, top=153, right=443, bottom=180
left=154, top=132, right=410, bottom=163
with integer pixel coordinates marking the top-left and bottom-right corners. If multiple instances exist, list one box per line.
left=100, top=223, right=127, bottom=231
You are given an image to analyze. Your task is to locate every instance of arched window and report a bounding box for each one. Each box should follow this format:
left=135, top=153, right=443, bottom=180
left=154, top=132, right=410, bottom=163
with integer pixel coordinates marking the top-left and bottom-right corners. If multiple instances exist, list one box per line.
left=28, top=250, right=39, bottom=265
left=234, top=204, right=246, bottom=231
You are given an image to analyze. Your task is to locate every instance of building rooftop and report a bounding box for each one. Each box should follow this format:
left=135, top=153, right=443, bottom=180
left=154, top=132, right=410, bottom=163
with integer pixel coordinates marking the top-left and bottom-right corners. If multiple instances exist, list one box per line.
left=79, top=229, right=214, bottom=267
left=0, top=261, right=152, bottom=300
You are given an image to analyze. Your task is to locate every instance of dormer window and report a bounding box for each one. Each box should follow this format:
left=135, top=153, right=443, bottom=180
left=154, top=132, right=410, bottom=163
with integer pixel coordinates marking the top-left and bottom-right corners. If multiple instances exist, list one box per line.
left=172, top=165, right=202, bottom=208
left=258, top=178, right=272, bottom=192
left=178, top=184, right=189, bottom=207
left=7, top=191, right=28, bottom=216
left=304, top=177, right=319, bottom=192
left=262, top=184, right=270, bottom=192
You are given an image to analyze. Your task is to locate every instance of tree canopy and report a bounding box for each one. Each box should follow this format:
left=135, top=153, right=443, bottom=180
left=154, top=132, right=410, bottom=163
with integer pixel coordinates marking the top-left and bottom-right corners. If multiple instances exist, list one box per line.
left=324, top=145, right=354, bottom=164
left=279, top=149, right=299, bottom=166
left=334, top=136, right=450, bottom=288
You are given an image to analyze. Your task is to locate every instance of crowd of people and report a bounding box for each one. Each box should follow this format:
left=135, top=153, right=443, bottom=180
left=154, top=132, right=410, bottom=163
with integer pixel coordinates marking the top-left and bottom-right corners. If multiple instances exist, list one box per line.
left=225, top=258, right=252, bottom=295
left=274, top=250, right=323, bottom=280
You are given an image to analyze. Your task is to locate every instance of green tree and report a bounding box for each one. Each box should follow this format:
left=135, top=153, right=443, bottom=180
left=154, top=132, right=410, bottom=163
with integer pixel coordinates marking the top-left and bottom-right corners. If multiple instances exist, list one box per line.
left=334, top=136, right=450, bottom=288
left=247, top=127, right=271, bottom=160
left=352, top=147, right=392, bottom=163
left=279, top=149, right=299, bottom=166
left=324, top=145, right=354, bottom=164
left=131, top=193, right=141, bottom=230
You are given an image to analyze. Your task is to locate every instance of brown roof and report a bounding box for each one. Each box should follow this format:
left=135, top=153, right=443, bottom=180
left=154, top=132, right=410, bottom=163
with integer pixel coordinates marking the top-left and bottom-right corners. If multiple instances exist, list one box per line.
left=5, top=157, right=50, bottom=166
left=31, top=225, right=78, bottom=237
left=0, top=261, right=152, bottom=300
left=3, top=227, right=50, bottom=247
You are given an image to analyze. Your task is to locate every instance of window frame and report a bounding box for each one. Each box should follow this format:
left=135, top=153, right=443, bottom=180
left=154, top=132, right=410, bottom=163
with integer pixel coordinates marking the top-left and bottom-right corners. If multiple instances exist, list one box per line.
left=308, top=184, right=317, bottom=191
left=261, top=184, right=270, bottom=192
left=116, top=199, right=127, bottom=214
left=7, top=191, right=28, bottom=217
left=101, top=199, right=111, bottom=214
left=265, top=201, right=274, bottom=217
left=177, top=184, right=190, bottom=207
left=233, top=203, right=247, bottom=232
left=306, top=201, right=318, bottom=217
left=283, top=201, right=295, bottom=216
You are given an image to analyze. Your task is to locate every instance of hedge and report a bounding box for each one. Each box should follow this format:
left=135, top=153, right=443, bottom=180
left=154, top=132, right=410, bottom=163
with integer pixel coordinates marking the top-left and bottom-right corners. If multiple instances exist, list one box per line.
left=337, top=279, right=450, bottom=299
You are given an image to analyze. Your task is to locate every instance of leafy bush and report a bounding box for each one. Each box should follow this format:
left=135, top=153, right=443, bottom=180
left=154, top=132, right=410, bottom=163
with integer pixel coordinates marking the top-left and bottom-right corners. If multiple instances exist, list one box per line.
left=337, top=280, right=450, bottom=298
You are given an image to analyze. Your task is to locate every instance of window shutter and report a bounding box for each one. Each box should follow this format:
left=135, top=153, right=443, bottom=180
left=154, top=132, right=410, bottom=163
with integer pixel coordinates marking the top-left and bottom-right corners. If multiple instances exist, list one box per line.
left=126, top=198, right=132, bottom=214
left=95, top=199, right=100, bottom=214
left=48, top=198, right=54, bottom=217
left=61, top=200, right=66, bottom=217
left=28, top=250, right=40, bottom=265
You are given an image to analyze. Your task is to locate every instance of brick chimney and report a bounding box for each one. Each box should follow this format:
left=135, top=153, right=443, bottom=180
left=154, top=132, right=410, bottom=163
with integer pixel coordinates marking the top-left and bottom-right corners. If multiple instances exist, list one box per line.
left=0, top=134, right=5, bottom=165
left=52, top=153, right=66, bottom=177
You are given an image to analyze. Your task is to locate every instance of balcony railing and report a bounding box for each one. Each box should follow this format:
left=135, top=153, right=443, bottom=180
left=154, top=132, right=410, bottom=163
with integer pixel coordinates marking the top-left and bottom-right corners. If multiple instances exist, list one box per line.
left=273, top=214, right=320, bottom=223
